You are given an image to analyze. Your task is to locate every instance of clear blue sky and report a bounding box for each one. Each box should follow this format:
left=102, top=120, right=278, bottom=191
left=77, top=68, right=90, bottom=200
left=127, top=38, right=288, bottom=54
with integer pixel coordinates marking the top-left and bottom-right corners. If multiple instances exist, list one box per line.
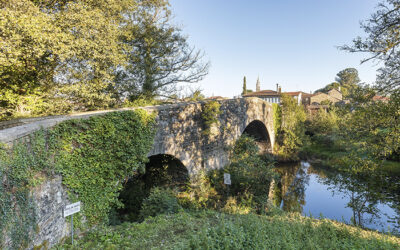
left=169, top=0, right=381, bottom=97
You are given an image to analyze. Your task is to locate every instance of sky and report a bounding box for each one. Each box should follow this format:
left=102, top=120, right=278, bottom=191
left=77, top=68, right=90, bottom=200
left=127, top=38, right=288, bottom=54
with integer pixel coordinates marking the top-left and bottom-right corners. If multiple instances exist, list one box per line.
left=169, top=0, right=381, bottom=98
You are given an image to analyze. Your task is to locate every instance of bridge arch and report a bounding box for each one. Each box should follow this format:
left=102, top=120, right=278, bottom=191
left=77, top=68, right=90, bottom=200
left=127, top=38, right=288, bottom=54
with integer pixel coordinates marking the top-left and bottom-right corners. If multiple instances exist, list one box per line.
left=143, top=154, right=189, bottom=188
left=118, top=154, right=189, bottom=221
left=241, top=119, right=273, bottom=153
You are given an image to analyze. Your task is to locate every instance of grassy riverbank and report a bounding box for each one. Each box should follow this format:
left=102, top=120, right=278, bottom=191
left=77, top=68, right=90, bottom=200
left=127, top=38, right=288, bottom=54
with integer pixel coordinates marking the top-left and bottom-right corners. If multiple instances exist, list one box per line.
left=301, top=143, right=400, bottom=175
left=56, top=210, right=400, bottom=249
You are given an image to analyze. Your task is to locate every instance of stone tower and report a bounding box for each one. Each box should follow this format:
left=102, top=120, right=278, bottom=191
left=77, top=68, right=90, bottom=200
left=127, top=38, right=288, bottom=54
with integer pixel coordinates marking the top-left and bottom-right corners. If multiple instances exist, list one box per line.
left=256, top=77, right=260, bottom=92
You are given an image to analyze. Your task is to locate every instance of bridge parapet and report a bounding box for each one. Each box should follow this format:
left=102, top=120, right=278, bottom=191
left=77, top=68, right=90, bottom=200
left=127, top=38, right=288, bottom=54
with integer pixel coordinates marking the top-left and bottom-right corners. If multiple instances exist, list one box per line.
left=0, top=98, right=275, bottom=161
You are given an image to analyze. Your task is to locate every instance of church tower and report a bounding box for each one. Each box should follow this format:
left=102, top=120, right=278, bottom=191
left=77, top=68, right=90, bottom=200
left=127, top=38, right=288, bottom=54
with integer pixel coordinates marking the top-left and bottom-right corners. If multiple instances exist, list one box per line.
left=256, top=77, right=260, bottom=92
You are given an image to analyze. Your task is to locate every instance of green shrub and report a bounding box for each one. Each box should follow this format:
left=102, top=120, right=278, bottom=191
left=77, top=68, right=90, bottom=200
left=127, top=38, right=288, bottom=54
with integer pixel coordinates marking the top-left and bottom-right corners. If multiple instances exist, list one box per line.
left=306, top=107, right=339, bottom=136
left=226, top=135, right=276, bottom=204
left=275, top=94, right=307, bottom=161
left=140, top=187, right=182, bottom=220
left=177, top=171, right=221, bottom=210
left=177, top=135, right=277, bottom=214
left=201, top=100, right=222, bottom=136
left=272, top=103, right=281, bottom=136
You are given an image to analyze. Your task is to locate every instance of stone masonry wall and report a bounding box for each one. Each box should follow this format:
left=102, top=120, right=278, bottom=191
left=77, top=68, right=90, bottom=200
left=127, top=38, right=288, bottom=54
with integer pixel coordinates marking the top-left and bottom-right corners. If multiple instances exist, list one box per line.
left=310, top=92, right=340, bottom=104
left=327, top=89, right=343, bottom=100
left=149, top=97, right=275, bottom=175
left=30, top=176, right=71, bottom=249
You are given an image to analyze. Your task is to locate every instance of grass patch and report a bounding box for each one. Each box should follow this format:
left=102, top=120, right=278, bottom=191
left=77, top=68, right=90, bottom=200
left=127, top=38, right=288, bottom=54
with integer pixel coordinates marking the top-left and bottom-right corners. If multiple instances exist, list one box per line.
left=55, top=210, right=400, bottom=249
left=301, top=142, right=347, bottom=165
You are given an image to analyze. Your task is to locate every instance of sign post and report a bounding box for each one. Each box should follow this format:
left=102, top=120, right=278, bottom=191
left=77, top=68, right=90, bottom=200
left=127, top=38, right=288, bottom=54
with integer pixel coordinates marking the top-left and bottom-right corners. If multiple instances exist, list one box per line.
left=64, top=201, right=81, bottom=245
left=224, top=173, right=231, bottom=197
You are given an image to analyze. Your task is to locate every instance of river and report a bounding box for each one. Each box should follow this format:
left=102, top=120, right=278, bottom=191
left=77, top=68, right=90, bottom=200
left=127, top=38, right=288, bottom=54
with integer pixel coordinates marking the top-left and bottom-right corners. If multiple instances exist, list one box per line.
left=270, top=161, right=400, bottom=234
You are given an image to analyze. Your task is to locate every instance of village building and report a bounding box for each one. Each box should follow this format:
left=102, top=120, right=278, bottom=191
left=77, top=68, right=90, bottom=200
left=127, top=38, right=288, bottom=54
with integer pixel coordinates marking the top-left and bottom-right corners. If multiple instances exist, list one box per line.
left=282, top=91, right=314, bottom=105
left=309, top=89, right=343, bottom=105
left=242, top=81, right=281, bottom=103
left=242, top=89, right=281, bottom=104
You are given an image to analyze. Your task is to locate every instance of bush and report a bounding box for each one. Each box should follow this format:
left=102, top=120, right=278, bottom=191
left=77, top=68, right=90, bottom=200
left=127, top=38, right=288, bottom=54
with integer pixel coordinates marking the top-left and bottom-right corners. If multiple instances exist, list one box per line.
left=177, top=171, right=221, bottom=210
left=177, top=135, right=277, bottom=214
left=201, top=101, right=222, bottom=136
left=221, top=135, right=277, bottom=213
left=140, top=188, right=182, bottom=220
left=306, top=108, right=339, bottom=136
left=275, top=94, right=307, bottom=161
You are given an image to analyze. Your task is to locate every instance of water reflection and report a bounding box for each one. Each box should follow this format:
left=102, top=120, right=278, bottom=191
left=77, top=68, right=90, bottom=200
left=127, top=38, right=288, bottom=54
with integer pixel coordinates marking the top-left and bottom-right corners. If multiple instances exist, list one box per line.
left=269, top=161, right=400, bottom=234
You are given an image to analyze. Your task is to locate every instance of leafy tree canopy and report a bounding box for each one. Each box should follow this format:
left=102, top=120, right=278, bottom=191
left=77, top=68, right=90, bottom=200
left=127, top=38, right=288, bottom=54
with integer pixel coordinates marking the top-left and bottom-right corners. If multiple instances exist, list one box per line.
left=341, top=0, right=400, bottom=93
left=115, top=0, right=209, bottom=100
left=315, top=68, right=360, bottom=97
left=0, top=0, right=209, bottom=120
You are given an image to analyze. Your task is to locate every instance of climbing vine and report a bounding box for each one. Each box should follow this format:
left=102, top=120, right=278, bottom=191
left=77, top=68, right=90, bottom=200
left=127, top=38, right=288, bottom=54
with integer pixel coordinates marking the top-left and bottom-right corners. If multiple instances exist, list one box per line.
left=0, top=130, right=50, bottom=249
left=0, top=110, right=156, bottom=247
left=50, top=110, right=156, bottom=225
left=201, top=101, right=222, bottom=136
left=272, top=103, right=281, bottom=137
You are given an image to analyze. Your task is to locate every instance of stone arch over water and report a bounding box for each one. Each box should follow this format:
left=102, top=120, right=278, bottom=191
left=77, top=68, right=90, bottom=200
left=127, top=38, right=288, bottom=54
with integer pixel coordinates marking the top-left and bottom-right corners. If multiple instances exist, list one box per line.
left=143, top=154, right=189, bottom=188
left=241, top=119, right=272, bottom=154
left=118, top=154, right=189, bottom=221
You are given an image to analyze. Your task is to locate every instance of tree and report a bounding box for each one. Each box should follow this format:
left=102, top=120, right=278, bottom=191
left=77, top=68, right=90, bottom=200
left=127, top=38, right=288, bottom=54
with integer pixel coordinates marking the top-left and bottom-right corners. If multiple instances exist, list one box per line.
left=115, top=1, right=209, bottom=100
left=184, top=87, right=205, bottom=102
left=242, top=76, right=247, bottom=95
left=341, top=0, right=400, bottom=92
left=276, top=94, right=307, bottom=161
left=336, top=68, right=360, bottom=96
left=315, top=68, right=360, bottom=97
left=0, top=0, right=137, bottom=119
left=341, top=0, right=400, bottom=161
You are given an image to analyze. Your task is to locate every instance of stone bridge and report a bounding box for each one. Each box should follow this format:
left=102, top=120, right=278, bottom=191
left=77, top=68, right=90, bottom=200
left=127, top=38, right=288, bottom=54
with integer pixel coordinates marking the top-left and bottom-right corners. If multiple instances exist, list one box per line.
left=0, top=97, right=275, bottom=175
left=0, top=97, right=275, bottom=248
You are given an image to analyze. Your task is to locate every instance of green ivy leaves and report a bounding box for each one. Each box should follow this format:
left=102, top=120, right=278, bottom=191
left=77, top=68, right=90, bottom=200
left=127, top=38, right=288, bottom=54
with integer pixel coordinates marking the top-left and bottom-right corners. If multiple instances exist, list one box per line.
left=0, top=109, right=156, bottom=248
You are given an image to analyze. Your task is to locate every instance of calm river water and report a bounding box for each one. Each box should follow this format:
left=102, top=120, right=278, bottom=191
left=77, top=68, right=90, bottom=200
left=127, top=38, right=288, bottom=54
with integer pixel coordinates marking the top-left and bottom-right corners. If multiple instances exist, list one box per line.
left=271, top=161, right=400, bottom=234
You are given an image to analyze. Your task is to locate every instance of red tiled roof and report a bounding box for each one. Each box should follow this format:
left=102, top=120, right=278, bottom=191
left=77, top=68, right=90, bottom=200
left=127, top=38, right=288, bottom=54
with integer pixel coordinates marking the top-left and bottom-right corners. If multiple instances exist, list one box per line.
left=283, top=91, right=302, bottom=96
left=243, top=90, right=280, bottom=97
left=372, top=95, right=389, bottom=101
left=302, top=93, right=314, bottom=98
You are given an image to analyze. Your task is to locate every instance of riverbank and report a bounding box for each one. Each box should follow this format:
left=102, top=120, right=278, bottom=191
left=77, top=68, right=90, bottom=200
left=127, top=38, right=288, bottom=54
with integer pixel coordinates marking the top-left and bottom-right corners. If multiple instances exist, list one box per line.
left=56, top=209, right=400, bottom=249
left=300, top=142, right=400, bottom=175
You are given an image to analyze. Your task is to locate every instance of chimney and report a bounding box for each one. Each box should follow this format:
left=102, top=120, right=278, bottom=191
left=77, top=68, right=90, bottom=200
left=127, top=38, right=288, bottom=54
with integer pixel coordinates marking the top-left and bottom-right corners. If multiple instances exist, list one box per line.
left=278, top=86, right=281, bottom=94
left=276, top=83, right=279, bottom=92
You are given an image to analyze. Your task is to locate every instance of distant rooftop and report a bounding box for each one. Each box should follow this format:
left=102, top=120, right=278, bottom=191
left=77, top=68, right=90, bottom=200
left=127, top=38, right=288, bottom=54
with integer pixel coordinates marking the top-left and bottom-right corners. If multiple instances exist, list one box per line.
left=372, top=95, right=389, bottom=102
left=243, top=90, right=280, bottom=97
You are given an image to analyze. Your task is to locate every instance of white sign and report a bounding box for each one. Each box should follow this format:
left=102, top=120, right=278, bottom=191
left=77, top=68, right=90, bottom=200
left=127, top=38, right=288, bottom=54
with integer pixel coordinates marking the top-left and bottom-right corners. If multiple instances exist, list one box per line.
left=64, top=202, right=81, bottom=217
left=224, top=173, right=231, bottom=185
